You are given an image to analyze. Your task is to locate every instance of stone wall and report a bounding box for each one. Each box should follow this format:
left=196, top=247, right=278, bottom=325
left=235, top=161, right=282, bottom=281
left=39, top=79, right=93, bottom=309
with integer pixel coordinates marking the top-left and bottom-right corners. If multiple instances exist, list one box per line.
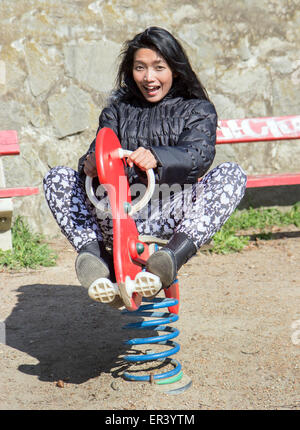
left=0, top=0, right=300, bottom=237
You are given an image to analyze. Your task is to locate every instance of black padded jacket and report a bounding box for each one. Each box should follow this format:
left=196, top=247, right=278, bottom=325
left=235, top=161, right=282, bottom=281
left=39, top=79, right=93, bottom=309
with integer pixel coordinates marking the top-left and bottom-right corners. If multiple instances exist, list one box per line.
left=78, top=91, right=217, bottom=186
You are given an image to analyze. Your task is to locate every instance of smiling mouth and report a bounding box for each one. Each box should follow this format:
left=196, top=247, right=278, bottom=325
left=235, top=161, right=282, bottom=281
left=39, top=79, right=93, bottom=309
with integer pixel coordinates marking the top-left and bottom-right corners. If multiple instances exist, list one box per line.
left=143, top=85, right=161, bottom=95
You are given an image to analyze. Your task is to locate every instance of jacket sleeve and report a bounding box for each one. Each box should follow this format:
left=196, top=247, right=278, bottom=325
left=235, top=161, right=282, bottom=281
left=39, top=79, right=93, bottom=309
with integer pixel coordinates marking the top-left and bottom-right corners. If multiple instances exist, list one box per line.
left=150, top=100, right=217, bottom=185
left=77, top=105, right=119, bottom=180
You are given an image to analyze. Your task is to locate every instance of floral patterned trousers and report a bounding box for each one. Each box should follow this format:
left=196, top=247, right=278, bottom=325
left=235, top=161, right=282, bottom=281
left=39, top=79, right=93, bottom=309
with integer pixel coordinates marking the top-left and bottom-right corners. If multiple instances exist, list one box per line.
left=43, top=162, right=247, bottom=252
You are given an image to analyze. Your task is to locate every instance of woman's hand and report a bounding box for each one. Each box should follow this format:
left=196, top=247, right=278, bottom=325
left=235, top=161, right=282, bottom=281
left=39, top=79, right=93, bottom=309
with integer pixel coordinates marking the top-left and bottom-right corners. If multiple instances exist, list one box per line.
left=83, top=152, right=98, bottom=177
left=127, top=147, right=157, bottom=171
left=84, top=147, right=157, bottom=177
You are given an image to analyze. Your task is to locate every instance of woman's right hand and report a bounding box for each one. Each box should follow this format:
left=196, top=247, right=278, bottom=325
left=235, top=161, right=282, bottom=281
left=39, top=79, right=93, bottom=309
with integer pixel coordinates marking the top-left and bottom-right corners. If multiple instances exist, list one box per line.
left=83, top=152, right=98, bottom=177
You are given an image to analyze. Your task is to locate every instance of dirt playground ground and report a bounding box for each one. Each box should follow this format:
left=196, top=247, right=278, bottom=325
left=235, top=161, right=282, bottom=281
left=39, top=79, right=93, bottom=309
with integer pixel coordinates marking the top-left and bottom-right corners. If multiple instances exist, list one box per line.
left=0, top=230, right=299, bottom=411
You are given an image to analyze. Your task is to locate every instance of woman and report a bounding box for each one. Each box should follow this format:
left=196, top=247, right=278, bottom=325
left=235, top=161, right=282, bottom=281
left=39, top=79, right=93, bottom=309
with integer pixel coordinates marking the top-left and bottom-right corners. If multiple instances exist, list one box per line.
left=43, top=27, right=247, bottom=305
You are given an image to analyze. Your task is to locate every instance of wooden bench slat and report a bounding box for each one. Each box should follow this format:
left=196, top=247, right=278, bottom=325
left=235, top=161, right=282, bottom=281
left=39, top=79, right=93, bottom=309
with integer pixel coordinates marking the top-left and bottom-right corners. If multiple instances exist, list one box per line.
left=246, top=173, right=300, bottom=188
left=0, top=130, right=20, bottom=155
left=0, top=187, right=39, bottom=198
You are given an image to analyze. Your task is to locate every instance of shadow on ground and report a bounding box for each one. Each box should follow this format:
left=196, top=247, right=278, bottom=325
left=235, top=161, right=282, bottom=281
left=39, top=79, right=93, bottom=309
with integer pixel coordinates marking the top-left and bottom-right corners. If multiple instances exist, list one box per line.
left=238, top=230, right=300, bottom=240
left=239, top=184, right=300, bottom=209
left=4, top=283, right=148, bottom=384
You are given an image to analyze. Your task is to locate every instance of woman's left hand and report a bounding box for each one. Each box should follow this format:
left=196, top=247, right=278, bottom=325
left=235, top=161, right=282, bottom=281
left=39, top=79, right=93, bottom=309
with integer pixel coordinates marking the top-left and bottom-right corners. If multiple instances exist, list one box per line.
left=127, top=147, right=157, bottom=171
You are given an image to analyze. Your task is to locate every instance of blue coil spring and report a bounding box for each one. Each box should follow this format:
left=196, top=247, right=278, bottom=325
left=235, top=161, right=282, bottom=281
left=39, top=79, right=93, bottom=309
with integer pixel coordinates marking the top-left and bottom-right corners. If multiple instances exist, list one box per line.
left=122, top=296, right=182, bottom=383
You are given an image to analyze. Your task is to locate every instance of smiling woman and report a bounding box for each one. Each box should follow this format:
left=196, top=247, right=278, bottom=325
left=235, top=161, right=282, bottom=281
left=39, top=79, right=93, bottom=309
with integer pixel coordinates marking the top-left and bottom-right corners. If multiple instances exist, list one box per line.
left=43, top=27, right=247, bottom=308
left=132, top=48, right=174, bottom=103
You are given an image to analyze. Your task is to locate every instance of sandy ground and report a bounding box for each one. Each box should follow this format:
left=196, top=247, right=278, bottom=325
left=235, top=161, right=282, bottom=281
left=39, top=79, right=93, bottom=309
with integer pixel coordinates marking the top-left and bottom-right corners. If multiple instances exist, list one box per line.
left=0, top=230, right=299, bottom=411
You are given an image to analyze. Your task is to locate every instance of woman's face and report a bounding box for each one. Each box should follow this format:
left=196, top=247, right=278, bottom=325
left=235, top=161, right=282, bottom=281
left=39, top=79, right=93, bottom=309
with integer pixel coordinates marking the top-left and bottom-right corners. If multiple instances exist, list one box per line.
left=132, top=48, right=173, bottom=103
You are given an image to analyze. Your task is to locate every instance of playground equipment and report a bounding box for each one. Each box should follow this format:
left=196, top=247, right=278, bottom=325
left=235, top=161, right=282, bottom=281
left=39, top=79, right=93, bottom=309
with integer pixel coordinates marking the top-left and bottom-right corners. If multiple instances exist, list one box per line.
left=85, top=127, right=191, bottom=393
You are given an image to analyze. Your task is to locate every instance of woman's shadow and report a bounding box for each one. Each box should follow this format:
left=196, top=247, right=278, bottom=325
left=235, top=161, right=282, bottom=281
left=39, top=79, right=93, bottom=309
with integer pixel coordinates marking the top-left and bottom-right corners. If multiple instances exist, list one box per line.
left=4, top=282, right=144, bottom=384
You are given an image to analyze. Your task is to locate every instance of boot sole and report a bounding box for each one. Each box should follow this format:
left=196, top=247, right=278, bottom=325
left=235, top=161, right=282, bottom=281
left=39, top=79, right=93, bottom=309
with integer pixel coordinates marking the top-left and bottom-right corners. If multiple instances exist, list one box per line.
left=146, top=249, right=177, bottom=287
left=75, top=252, right=110, bottom=289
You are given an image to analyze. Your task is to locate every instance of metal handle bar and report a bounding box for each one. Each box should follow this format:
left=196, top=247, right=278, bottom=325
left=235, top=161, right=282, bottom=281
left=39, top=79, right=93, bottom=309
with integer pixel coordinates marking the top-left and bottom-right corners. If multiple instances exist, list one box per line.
left=85, top=148, right=155, bottom=216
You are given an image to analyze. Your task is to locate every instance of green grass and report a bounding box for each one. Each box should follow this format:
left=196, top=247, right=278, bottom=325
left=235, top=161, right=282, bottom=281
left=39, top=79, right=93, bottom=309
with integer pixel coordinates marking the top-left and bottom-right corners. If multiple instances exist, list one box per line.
left=0, top=216, right=58, bottom=270
left=210, top=202, right=300, bottom=254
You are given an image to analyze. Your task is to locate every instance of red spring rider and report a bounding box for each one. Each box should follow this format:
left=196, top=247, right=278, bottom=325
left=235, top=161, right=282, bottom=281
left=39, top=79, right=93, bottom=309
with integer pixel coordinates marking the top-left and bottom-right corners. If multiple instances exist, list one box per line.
left=85, top=127, right=179, bottom=313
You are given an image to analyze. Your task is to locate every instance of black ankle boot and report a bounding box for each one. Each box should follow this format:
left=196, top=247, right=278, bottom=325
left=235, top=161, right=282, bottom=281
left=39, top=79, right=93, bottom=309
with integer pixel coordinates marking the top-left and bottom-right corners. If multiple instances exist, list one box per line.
left=146, top=232, right=197, bottom=288
left=75, top=241, right=125, bottom=308
left=75, top=241, right=111, bottom=289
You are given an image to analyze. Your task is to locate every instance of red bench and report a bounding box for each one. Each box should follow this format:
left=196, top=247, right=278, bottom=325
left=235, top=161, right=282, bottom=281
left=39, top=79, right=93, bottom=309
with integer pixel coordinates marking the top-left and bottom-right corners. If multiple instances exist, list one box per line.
left=216, top=115, right=300, bottom=188
left=0, top=130, right=39, bottom=198
left=0, top=130, right=39, bottom=250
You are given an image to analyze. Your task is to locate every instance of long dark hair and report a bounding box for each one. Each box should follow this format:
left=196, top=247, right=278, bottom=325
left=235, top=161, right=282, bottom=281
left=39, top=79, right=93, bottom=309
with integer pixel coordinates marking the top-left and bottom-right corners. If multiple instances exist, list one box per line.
left=116, top=27, right=211, bottom=102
